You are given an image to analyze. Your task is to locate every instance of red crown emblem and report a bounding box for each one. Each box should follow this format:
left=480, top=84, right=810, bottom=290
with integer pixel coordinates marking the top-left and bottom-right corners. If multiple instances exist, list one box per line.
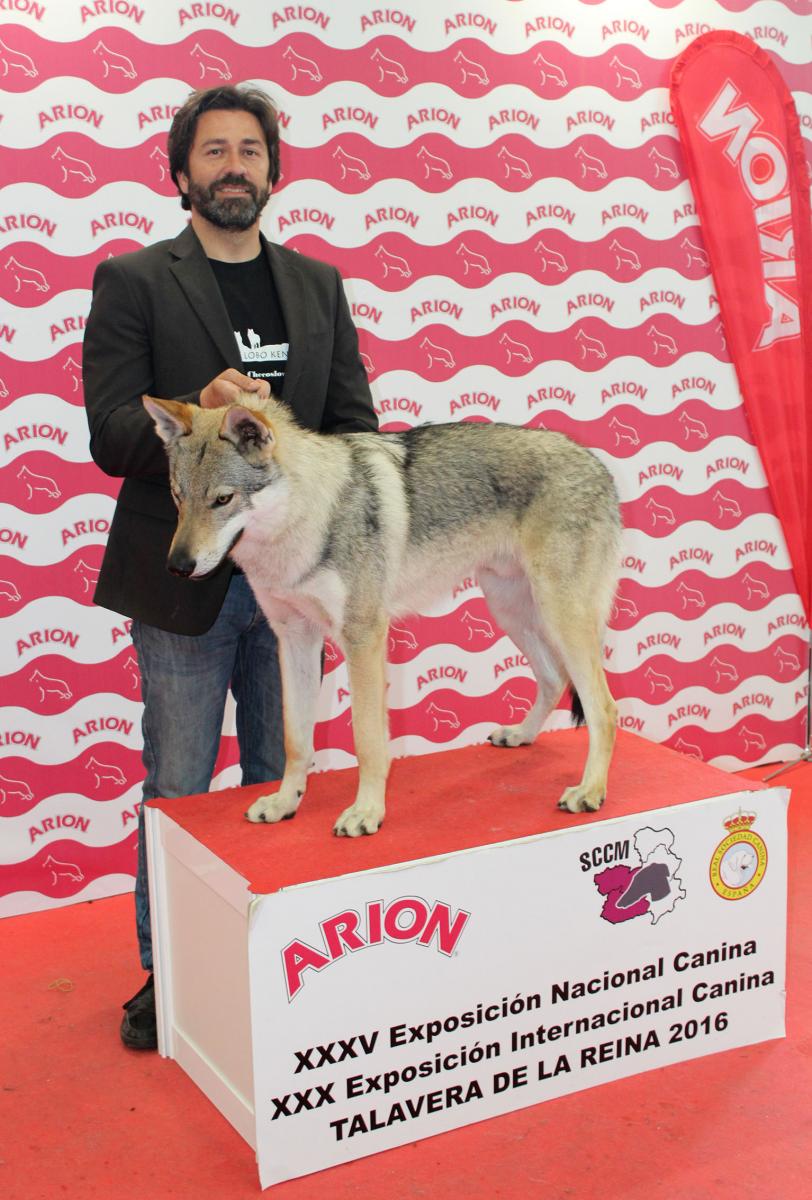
left=723, top=809, right=756, bottom=832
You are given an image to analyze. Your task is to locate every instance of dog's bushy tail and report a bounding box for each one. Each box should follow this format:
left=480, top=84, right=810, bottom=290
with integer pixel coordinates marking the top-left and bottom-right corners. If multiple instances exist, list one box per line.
left=570, top=689, right=586, bottom=727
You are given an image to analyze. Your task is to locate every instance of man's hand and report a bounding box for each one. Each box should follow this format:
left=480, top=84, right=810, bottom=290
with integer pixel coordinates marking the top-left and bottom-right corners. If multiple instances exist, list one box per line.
left=199, top=369, right=271, bottom=409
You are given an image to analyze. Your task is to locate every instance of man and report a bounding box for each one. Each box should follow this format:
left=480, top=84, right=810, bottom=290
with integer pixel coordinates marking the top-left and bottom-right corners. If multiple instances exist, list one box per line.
left=83, top=84, right=378, bottom=1049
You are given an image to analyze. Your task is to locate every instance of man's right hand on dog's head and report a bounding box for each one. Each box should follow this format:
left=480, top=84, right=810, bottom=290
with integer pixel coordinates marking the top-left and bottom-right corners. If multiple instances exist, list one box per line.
left=199, top=368, right=271, bottom=409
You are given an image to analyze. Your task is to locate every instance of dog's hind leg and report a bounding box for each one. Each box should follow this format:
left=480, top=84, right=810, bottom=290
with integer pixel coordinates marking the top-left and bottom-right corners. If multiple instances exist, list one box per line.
left=245, top=619, right=322, bottom=824
left=556, top=635, right=616, bottom=813
left=333, top=618, right=390, bottom=837
left=533, top=583, right=617, bottom=814
left=480, top=568, right=568, bottom=747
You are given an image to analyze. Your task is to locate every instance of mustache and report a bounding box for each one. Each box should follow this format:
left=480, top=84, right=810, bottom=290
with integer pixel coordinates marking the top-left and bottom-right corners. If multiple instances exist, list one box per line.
left=211, top=175, right=258, bottom=197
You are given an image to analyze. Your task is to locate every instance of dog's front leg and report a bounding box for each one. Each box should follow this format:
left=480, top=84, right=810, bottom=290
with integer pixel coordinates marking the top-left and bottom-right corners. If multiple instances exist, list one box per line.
left=334, top=621, right=389, bottom=837
left=245, top=620, right=322, bottom=825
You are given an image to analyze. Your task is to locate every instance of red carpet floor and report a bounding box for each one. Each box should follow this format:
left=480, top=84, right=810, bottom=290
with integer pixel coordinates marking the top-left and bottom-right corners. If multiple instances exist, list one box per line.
left=2, top=758, right=810, bottom=1200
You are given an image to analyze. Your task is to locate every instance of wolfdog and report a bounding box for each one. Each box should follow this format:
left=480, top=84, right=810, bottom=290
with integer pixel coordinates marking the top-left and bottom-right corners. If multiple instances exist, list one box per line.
left=144, top=395, right=621, bottom=836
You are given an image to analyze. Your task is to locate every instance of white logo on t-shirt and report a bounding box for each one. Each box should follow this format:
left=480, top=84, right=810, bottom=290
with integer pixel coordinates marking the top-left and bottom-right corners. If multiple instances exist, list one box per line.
left=234, top=330, right=289, bottom=363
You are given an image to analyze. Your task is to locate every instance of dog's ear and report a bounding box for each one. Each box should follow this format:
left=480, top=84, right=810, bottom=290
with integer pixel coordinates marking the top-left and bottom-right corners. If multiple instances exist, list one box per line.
left=142, top=396, right=193, bottom=445
left=219, top=404, right=275, bottom=465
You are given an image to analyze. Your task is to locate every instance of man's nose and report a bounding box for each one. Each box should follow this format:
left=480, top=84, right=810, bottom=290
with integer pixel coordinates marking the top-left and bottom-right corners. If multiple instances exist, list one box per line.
left=220, top=150, right=246, bottom=174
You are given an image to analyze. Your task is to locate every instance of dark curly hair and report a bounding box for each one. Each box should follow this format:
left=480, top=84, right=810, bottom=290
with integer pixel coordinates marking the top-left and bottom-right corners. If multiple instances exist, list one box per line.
left=167, top=85, right=281, bottom=210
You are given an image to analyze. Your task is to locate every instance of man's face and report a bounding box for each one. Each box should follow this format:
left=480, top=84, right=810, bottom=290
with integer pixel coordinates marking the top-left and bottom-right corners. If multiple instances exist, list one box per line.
left=179, top=108, right=271, bottom=231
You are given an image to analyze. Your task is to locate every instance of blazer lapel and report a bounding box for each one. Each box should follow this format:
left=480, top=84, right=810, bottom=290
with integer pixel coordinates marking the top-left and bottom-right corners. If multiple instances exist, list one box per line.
left=169, top=225, right=242, bottom=371
left=264, top=238, right=306, bottom=403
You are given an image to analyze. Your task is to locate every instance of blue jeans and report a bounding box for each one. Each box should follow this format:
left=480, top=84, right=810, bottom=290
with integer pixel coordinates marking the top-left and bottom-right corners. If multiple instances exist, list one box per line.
left=131, top=573, right=285, bottom=970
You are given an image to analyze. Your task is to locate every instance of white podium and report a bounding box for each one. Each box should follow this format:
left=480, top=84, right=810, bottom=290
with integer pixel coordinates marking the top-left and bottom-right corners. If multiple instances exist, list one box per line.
left=145, top=730, right=788, bottom=1189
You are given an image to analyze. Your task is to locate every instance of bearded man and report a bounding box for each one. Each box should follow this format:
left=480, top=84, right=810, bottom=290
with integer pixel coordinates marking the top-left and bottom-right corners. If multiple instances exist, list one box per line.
left=83, top=85, right=378, bottom=1049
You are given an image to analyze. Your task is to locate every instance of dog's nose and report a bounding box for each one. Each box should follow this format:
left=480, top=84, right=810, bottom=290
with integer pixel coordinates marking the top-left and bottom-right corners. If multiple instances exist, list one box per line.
left=167, top=554, right=196, bottom=578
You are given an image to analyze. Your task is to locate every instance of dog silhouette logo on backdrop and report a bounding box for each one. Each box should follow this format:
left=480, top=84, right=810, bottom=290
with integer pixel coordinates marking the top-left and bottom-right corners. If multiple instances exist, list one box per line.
left=0, top=36, right=38, bottom=77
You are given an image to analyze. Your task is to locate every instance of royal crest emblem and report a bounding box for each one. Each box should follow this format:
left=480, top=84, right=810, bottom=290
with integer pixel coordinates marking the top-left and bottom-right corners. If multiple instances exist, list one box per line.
left=709, top=809, right=768, bottom=900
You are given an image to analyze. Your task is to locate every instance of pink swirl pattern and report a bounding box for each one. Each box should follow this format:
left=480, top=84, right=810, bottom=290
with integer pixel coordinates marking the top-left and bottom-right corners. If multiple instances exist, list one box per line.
left=1, top=27, right=806, bottom=96
left=0, top=4, right=808, bottom=916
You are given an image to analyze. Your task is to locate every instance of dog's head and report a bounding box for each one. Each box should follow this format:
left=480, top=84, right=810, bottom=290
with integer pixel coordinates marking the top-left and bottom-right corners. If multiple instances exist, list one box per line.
left=143, top=394, right=280, bottom=579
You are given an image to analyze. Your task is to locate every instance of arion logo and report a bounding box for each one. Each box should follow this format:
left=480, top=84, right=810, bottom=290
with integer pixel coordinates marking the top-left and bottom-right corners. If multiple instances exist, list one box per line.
left=698, top=79, right=799, bottom=351
left=281, top=896, right=470, bottom=1000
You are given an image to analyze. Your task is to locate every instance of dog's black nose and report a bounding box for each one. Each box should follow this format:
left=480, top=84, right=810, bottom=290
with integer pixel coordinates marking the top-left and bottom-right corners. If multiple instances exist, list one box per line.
left=167, top=556, right=196, bottom=578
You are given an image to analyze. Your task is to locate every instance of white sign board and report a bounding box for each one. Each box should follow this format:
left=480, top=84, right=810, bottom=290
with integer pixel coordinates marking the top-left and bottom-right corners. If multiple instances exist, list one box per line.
left=248, top=788, right=787, bottom=1187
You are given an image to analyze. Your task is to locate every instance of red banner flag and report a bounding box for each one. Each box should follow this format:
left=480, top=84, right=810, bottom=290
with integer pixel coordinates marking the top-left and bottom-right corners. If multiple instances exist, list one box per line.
left=671, top=30, right=812, bottom=622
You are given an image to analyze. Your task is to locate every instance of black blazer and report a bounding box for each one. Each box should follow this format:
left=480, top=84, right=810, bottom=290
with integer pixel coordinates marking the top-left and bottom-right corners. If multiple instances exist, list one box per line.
left=83, top=224, right=377, bottom=634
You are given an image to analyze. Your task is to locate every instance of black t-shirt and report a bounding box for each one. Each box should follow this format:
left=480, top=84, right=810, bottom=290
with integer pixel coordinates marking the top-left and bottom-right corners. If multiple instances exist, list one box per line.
left=209, top=252, right=288, bottom=394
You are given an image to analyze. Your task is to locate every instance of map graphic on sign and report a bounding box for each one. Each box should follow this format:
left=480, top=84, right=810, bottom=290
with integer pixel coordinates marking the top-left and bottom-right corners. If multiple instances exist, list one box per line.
left=593, top=827, right=685, bottom=925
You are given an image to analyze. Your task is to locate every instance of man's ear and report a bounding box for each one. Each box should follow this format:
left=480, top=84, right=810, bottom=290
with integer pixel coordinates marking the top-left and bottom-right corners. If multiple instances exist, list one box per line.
left=219, top=404, right=276, bottom=465
left=142, top=396, right=194, bottom=445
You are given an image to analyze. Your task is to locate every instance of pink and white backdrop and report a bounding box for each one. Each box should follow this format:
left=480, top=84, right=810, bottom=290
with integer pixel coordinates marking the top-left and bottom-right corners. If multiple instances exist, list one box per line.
left=1, top=0, right=810, bottom=917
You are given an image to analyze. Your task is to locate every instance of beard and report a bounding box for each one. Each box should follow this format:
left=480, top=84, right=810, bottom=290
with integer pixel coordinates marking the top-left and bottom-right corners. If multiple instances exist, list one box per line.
left=186, top=173, right=270, bottom=230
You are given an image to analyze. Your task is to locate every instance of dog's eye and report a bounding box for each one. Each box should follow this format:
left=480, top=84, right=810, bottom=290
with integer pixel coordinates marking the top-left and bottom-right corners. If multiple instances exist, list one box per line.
left=213, top=493, right=234, bottom=507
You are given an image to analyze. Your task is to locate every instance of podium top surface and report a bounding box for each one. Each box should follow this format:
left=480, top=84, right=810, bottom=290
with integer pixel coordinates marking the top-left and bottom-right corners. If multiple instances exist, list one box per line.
left=147, top=730, right=765, bottom=895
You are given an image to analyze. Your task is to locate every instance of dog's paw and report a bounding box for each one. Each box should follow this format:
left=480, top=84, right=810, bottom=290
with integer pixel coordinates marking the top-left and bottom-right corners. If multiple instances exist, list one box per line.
left=245, top=790, right=300, bottom=824
left=557, top=785, right=605, bottom=814
left=333, top=802, right=384, bottom=838
left=489, top=725, right=533, bottom=748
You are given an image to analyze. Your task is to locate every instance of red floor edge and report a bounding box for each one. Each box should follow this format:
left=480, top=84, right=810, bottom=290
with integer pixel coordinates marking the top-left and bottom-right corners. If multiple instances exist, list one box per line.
left=2, top=759, right=809, bottom=1200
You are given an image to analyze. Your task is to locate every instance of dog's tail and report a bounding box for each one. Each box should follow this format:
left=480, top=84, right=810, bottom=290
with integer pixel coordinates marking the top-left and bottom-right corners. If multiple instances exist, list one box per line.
left=570, top=689, right=586, bottom=727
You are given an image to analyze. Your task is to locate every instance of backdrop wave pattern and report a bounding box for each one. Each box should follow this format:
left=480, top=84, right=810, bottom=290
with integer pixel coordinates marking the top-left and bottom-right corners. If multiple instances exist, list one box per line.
left=1, top=0, right=810, bottom=916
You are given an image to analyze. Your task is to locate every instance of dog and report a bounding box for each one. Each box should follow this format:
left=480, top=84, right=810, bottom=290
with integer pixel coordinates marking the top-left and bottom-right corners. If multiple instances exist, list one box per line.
left=143, top=394, right=622, bottom=836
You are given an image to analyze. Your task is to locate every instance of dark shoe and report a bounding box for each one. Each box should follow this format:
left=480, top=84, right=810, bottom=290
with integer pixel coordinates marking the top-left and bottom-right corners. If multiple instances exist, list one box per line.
left=120, top=973, right=157, bottom=1050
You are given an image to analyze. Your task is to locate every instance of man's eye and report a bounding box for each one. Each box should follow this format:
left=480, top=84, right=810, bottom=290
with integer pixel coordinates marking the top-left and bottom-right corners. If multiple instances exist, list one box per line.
left=213, top=493, right=234, bottom=507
